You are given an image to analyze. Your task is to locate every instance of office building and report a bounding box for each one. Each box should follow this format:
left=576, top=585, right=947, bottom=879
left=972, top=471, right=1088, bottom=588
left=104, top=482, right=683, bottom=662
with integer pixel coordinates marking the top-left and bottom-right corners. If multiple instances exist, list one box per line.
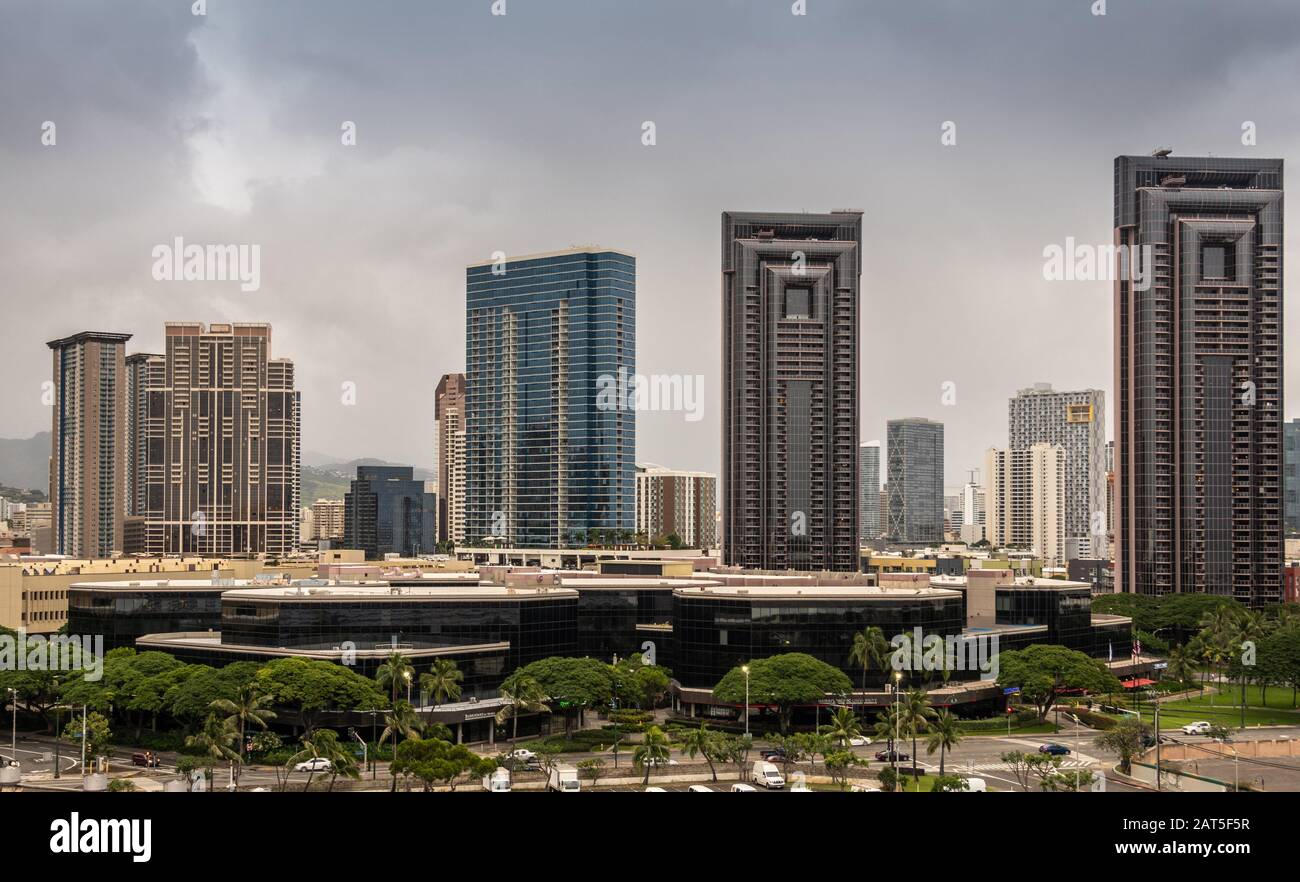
left=1114, top=153, right=1283, bottom=604
left=722, top=210, right=862, bottom=571
left=436, top=372, right=468, bottom=546
left=465, top=248, right=635, bottom=548
left=858, top=440, right=881, bottom=543
left=125, top=352, right=160, bottom=518
left=634, top=464, right=716, bottom=549
left=886, top=418, right=944, bottom=543
left=960, top=479, right=986, bottom=544
left=1008, top=383, right=1106, bottom=558
left=343, top=465, right=435, bottom=559
left=47, top=331, right=132, bottom=557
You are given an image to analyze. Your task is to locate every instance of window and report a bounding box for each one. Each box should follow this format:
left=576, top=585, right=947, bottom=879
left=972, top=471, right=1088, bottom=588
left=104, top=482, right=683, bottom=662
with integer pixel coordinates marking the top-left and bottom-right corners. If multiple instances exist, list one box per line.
left=784, top=288, right=811, bottom=320
left=1202, top=243, right=1228, bottom=280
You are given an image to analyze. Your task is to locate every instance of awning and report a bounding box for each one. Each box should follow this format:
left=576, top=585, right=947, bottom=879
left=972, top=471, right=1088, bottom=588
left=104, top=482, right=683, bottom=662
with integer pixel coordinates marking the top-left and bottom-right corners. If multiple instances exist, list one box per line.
left=1121, top=678, right=1156, bottom=689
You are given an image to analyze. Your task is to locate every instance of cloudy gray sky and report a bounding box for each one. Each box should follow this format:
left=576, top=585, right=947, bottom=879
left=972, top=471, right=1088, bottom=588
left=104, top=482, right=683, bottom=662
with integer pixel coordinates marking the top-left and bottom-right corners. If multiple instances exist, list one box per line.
left=2, top=0, right=1299, bottom=492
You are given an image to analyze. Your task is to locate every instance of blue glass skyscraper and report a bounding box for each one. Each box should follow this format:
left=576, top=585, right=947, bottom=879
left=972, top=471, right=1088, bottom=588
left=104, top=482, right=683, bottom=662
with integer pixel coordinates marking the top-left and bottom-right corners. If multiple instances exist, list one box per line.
left=465, top=248, right=635, bottom=548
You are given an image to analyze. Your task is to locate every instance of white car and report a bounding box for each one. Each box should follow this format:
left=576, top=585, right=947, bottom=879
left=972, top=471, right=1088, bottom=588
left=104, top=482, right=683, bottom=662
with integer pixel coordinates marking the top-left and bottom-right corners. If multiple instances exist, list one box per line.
left=687, top=784, right=714, bottom=792
left=507, top=748, right=537, bottom=761
left=643, top=786, right=668, bottom=792
left=644, top=757, right=678, bottom=767
left=848, top=736, right=869, bottom=747
left=730, top=783, right=758, bottom=792
left=294, top=757, right=332, bottom=772
left=1182, top=721, right=1213, bottom=736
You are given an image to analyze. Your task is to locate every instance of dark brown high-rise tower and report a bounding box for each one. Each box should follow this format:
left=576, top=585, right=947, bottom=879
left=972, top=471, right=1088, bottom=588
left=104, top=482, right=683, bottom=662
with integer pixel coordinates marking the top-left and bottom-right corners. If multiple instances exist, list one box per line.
left=721, top=210, right=861, bottom=571
left=1114, top=153, right=1283, bottom=605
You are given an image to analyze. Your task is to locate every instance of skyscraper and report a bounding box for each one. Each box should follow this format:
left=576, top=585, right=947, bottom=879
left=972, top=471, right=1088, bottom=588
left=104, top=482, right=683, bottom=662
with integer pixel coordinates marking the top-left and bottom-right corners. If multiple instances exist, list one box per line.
left=343, top=465, right=435, bottom=559
left=139, top=322, right=300, bottom=556
left=1286, top=419, right=1300, bottom=535
left=635, top=464, right=717, bottom=549
left=1114, top=153, right=1283, bottom=604
left=435, top=372, right=467, bottom=546
left=47, top=331, right=131, bottom=557
left=124, top=352, right=160, bottom=519
left=1008, top=383, right=1106, bottom=558
left=886, top=418, right=944, bottom=544
left=858, top=440, right=881, bottom=543
left=465, top=248, right=635, bottom=548
left=722, top=210, right=862, bottom=571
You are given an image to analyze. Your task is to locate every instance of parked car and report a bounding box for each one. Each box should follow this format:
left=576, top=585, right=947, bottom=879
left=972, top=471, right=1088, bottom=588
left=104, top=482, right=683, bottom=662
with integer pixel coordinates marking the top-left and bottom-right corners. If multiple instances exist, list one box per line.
left=874, top=749, right=909, bottom=763
left=507, top=748, right=537, bottom=762
left=730, top=783, right=758, bottom=792
left=750, top=760, right=786, bottom=790
left=1038, top=743, right=1071, bottom=756
left=294, top=757, right=332, bottom=772
left=643, top=786, right=668, bottom=792
left=1181, top=721, right=1213, bottom=736
left=760, top=747, right=788, bottom=761
left=643, top=756, right=677, bottom=767
left=850, top=784, right=882, bottom=792
left=686, top=784, right=714, bottom=792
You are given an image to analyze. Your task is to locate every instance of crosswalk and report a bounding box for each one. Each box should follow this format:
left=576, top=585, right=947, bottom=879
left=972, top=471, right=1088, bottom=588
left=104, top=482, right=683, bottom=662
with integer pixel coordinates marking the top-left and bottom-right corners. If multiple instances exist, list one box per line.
left=960, top=759, right=1093, bottom=771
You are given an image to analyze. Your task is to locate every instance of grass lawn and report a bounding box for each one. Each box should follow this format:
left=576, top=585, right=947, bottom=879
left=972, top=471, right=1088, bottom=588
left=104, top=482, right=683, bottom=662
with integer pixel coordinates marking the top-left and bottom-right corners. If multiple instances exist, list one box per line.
left=1106, top=686, right=1300, bottom=729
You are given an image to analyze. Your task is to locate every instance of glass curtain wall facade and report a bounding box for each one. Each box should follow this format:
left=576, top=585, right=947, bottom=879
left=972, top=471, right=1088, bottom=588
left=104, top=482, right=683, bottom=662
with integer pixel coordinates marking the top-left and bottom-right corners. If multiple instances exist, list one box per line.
left=886, top=418, right=944, bottom=543
left=858, top=440, right=881, bottom=543
left=342, top=465, right=435, bottom=559
left=465, top=249, right=636, bottom=548
left=1114, top=155, right=1284, bottom=604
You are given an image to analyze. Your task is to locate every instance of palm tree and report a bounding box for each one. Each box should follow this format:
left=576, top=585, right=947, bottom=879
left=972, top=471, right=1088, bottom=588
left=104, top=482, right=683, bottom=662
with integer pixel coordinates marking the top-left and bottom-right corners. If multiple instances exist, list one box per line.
left=633, top=725, right=672, bottom=786
left=900, top=689, right=935, bottom=787
left=375, top=651, right=414, bottom=706
left=848, top=626, right=890, bottom=711
left=675, top=725, right=719, bottom=781
left=824, top=706, right=862, bottom=748
left=185, top=713, right=238, bottom=792
left=872, top=705, right=903, bottom=757
left=377, top=701, right=421, bottom=791
left=1233, top=609, right=1271, bottom=711
left=209, top=685, right=277, bottom=788
left=496, top=669, right=549, bottom=742
left=419, top=659, right=464, bottom=724
left=925, top=708, right=962, bottom=776
left=1164, top=644, right=1197, bottom=692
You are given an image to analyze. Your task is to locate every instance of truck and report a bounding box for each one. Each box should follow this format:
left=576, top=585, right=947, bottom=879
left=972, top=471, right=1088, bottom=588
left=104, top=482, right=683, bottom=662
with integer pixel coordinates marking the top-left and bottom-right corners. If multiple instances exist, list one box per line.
left=547, top=765, right=581, bottom=792
left=482, top=768, right=511, bottom=792
left=750, top=761, right=785, bottom=790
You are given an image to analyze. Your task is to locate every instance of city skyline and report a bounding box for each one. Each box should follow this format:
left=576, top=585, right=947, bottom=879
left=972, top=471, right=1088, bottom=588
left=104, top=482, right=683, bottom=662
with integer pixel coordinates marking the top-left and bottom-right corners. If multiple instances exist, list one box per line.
left=5, top=2, right=1300, bottom=488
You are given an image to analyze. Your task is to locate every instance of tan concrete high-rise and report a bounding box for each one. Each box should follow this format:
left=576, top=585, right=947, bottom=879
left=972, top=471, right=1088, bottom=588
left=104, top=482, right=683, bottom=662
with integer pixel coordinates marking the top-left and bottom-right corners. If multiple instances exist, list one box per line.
left=139, top=323, right=300, bottom=555
left=47, top=331, right=132, bottom=557
left=312, top=498, right=345, bottom=541
left=986, top=443, right=1065, bottom=565
left=435, top=373, right=466, bottom=546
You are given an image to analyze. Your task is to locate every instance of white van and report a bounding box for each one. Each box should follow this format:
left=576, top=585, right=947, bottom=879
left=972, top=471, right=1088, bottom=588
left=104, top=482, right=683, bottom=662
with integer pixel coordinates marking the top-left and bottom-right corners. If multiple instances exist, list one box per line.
left=750, top=761, right=785, bottom=790
left=482, top=768, right=511, bottom=792
left=964, top=777, right=987, bottom=792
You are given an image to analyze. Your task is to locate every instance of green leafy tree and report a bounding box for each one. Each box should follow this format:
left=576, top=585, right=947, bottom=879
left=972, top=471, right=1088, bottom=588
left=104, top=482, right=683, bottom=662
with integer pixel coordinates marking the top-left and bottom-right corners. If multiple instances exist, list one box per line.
left=577, top=757, right=607, bottom=788
left=392, top=736, right=495, bottom=791
left=378, top=700, right=422, bottom=788
left=930, top=774, right=970, bottom=792
left=519, top=656, right=613, bottom=733
left=1096, top=717, right=1153, bottom=775
left=714, top=653, right=852, bottom=733
left=254, top=657, right=385, bottom=736
left=996, top=644, right=1123, bottom=721
left=62, top=710, right=112, bottom=771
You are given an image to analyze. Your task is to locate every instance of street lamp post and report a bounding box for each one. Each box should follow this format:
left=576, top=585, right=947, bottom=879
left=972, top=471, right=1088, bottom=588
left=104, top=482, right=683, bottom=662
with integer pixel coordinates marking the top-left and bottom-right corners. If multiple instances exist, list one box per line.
left=52, top=678, right=60, bottom=780
left=893, top=671, right=902, bottom=776
left=80, top=705, right=87, bottom=777
left=6, top=687, right=16, bottom=769
left=404, top=671, right=412, bottom=705
left=741, top=664, right=753, bottom=738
